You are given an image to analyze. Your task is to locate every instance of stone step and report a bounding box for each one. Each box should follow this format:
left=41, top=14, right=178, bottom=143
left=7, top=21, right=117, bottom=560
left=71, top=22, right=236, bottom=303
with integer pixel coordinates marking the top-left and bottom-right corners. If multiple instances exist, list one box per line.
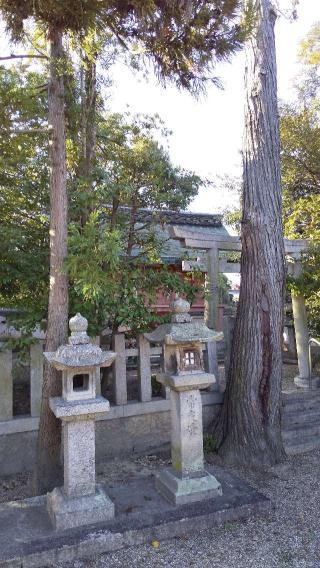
left=284, top=435, right=320, bottom=455
left=282, top=420, right=320, bottom=442
left=281, top=391, right=320, bottom=454
left=282, top=394, right=320, bottom=413
left=282, top=408, right=320, bottom=427
left=282, top=389, right=320, bottom=401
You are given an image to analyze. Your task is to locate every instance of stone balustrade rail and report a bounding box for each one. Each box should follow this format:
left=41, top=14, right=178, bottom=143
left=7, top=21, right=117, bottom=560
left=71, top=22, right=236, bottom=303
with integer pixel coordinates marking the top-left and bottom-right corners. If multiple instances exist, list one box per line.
left=0, top=323, right=227, bottom=438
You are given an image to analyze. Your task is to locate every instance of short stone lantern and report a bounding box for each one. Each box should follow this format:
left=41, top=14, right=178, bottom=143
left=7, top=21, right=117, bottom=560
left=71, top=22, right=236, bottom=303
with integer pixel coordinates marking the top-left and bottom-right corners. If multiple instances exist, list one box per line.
left=144, top=297, right=223, bottom=505
left=44, top=313, right=116, bottom=530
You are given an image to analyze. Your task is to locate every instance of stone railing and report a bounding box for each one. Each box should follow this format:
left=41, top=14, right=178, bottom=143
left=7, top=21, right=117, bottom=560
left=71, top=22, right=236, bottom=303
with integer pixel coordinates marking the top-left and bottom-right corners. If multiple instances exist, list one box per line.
left=0, top=316, right=45, bottom=423
left=308, top=338, right=320, bottom=388
left=0, top=327, right=224, bottom=437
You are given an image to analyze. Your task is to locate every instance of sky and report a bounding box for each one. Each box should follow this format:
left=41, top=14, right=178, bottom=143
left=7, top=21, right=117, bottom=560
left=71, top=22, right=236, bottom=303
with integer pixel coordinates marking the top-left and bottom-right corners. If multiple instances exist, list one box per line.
left=107, top=0, right=320, bottom=215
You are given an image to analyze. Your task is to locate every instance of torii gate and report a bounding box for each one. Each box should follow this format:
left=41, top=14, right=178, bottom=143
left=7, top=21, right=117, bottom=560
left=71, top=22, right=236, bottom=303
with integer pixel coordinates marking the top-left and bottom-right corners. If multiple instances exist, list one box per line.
left=170, top=227, right=313, bottom=390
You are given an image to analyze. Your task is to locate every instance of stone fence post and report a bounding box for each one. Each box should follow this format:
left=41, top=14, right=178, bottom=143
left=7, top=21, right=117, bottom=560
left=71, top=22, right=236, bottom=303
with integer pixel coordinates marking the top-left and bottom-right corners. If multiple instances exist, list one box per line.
left=30, top=342, right=44, bottom=417
left=0, top=343, right=12, bottom=421
left=112, top=334, right=127, bottom=405
left=138, top=335, right=152, bottom=402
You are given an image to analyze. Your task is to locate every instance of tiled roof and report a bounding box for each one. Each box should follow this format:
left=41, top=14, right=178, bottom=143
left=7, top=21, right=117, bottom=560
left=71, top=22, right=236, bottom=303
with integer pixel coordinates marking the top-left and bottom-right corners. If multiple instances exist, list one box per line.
left=101, top=207, right=229, bottom=267
left=133, top=208, right=222, bottom=228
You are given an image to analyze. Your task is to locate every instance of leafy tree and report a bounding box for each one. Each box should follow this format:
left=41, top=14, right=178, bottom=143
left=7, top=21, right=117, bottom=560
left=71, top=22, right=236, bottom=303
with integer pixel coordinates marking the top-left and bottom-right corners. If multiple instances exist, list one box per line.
left=218, top=273, right=233, bottom=304
left=280, top=22, right=320, bottom=337
left=0, top=1, right=254, bottom=91
left=299, top=22, right=320, bottom=66
left=281, top=103, right=320, bottom=235
left=0, top=65, right=49, bottom=331
left=0, top=66, right=203, bottom=336
left=68, top=112, right=204, bottom=336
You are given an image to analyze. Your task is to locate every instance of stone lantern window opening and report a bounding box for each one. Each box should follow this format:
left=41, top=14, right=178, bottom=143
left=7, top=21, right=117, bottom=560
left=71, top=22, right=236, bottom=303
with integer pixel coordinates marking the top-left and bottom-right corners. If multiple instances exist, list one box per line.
left=62, top=369, right=96, bottom=402
left=175, top=344, right=203, bottom=375
left=184, top=350, right=195, bottom=366
left=181, top=348, right=200, bottom=372
left=73, top=373, right=89, bottom=392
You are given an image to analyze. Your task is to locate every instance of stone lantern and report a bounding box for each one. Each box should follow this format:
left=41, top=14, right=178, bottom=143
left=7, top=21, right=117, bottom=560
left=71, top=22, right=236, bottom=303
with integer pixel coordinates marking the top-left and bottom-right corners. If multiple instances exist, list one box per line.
left=44, top=313, right=116, bottom=530
left=144, top=297, right=223, bottom=505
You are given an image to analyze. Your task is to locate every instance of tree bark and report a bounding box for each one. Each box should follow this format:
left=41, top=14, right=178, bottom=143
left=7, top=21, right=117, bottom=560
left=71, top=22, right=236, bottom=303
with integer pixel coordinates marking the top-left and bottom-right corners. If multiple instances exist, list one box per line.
left=34, top=27, right=68, bottom=493
left=213, top=0, right=286, bottom=466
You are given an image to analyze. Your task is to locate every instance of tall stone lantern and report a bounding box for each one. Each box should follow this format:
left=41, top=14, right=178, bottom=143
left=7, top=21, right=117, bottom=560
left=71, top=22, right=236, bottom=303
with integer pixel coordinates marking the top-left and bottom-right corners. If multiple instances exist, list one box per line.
left=145, top=297, right=223, bottom=505
left=44, top=313, right=116, bottom=530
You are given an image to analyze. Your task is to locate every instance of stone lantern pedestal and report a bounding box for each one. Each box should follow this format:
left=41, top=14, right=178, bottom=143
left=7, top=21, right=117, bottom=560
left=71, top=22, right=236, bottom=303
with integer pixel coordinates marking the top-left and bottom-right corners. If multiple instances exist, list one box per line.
left=145, top=297, right=223, bottom=505
left=156, top=373, right=222, bottom=505
left=44, top=313, right=116, bottom=530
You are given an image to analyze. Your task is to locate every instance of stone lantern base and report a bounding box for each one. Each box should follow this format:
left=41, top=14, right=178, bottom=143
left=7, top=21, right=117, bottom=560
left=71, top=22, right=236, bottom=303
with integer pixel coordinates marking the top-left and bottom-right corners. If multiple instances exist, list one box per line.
left=47, top=485, right=114, bottom=530
left=294, top=375, right=320, bottom=389
left=155, top=468, right=222, bottom=506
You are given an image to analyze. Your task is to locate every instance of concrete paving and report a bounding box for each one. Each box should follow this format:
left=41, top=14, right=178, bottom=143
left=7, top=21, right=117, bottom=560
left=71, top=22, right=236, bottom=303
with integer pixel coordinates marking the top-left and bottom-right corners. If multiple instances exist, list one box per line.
left=0, top=465, right=269, bottom=568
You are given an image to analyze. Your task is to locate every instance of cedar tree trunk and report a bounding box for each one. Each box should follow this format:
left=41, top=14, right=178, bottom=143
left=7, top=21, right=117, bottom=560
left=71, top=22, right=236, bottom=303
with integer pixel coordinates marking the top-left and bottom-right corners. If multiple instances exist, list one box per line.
left=34, top=27, right=68, bottom=493
left=213, top=0, right=286, bottom=466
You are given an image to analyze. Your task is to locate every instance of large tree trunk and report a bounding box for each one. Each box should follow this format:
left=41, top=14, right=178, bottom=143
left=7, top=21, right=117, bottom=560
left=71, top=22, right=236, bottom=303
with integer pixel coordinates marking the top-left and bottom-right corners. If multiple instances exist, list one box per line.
left=34, top=27, right=68, bottom=493
left=213, top=0, right=286, bottom=466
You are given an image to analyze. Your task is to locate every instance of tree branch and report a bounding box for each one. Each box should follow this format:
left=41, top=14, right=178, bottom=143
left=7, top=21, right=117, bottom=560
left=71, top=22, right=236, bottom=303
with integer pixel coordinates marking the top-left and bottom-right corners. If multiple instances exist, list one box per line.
left=0, top=128, right=52, bottom=135
left=0, top=54, right=48, bottom=61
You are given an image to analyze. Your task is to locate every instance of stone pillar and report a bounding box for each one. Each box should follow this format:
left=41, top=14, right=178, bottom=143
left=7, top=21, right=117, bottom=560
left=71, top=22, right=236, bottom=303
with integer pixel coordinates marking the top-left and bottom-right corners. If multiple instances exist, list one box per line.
left=92, top=337, right=101, bottom=396
left=204, top=246, right=219, bottom=329
left=47, top=397, right=115, bottom=530
left=292, top=294, right=319, bottom=388
left=283, top=324, right=297, bottom=360
left=30, top=342, right=43, bottom=417
left=155, top=374, right=222, bottom=505
left=171, top=389, right=204, bottom=475
left=112, top=333, right=127, bottom=405
left=206, top=341, right=219, bottom=390
left=138, top=334, right=152, bottom=402
left=63, top=419, right=95, bottom=498
left=0, top=345, right=13, bottom=421
left=204, top=246, right=220, bottom=386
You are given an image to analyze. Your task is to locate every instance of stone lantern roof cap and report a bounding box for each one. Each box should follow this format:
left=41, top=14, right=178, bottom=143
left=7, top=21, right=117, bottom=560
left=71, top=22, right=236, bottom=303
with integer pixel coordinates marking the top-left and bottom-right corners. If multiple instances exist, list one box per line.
left=44, top=313, right=116, bottom=370
left=144, top=297, right=223, bottom=345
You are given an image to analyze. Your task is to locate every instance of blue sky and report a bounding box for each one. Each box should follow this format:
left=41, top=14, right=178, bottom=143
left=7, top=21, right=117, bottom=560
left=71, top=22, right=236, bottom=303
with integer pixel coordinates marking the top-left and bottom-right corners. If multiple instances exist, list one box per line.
left=107, top=0, right=320, bottom=215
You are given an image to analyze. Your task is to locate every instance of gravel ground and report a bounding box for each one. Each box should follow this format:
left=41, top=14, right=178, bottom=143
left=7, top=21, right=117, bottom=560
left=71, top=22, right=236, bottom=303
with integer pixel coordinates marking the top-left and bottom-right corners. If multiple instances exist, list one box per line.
left=54, top=448, right=320, bottom=568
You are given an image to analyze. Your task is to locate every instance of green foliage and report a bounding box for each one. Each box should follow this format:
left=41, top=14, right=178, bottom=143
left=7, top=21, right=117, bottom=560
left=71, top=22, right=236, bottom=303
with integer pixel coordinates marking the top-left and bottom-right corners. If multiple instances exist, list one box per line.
left=0, top=64, right=203, bottom=338
left=0, top=0, right=255, bottom=342
left=280, top=103, right=320, bottom=235
left=151, top=374, right=162, bottom=396
left=67, top=111, right=204, bottom=335
left=218, top=273, right=233, bottom=304
left=91, top=112, right=202, bottom=218
left=215, top=174, right=242, bottom=234
left=0, top=0, right=254, bottom=93
left=67, top=210, right=202, bottom=336
left=299, top=23, right=320, bottom=66
left=281, top=23, right=320, bottom=336
left=203, top=433, right=217, bottom=454
left=0, top=65, right=49, bottom=329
